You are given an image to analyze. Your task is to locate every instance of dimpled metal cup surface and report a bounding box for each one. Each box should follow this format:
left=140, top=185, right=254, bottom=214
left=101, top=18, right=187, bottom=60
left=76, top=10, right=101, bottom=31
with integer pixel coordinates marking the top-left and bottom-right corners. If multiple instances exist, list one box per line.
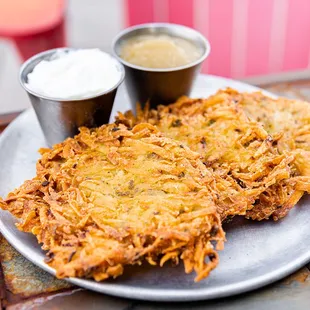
left=113, top=23, right=210, bottom=111
left=19, top=48, right=125, bottom=147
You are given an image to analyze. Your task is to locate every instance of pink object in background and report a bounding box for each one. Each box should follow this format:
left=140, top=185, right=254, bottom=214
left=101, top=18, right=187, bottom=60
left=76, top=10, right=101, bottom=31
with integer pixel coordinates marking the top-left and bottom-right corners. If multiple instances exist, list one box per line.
left=125, top=0, right=310, bottom=78
left=0, top=0, right=66, bottom=61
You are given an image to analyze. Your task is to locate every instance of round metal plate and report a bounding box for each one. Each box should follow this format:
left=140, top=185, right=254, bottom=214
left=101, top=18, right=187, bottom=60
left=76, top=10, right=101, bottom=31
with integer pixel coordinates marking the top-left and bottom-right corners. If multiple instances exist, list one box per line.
left=0, top=74, right=309, bottom=302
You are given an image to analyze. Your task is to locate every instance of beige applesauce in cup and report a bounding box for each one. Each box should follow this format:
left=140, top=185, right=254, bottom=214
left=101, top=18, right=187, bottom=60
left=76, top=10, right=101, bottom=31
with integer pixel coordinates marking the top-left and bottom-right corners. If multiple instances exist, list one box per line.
left=119, top=34, right=202, bottom=69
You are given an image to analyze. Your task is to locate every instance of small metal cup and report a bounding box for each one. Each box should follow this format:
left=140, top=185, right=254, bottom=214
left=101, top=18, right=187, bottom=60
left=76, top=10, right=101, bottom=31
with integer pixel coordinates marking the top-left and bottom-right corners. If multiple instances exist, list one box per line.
left=19, top=48, right=125, bottom=147
left=112, top=23, right=210, bottom=112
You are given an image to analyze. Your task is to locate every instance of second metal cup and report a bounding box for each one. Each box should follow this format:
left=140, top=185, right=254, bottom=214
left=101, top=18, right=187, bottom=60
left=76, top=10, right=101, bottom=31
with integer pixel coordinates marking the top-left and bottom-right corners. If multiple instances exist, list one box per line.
left=113, top=23, right=210, bottom=111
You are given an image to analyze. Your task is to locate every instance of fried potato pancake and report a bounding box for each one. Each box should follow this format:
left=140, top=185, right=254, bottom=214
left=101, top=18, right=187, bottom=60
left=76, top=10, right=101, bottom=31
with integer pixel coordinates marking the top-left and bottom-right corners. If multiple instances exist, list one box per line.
left=205, top=89, right=310, bottom=219
left=0, top=123, right=225, bottom=282
left=229, top=88, right=310, bottom=177
left=119, top=92, right=310, bottom=221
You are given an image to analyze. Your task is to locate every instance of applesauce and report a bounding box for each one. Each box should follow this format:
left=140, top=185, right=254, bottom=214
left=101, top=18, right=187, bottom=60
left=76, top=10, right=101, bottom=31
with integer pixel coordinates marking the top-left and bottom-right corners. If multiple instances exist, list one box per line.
left=119, top=34, right=202, bottom=69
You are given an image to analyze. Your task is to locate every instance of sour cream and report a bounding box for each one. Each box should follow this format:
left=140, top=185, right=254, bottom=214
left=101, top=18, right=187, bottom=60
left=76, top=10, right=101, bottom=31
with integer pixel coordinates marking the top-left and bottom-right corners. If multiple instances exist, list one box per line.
left=26, top=49, right=123, bottom=99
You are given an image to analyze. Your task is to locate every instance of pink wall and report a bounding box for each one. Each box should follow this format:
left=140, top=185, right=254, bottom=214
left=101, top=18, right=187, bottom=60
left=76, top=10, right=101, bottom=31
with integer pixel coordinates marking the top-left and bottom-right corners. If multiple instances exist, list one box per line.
left=125, top=0, right=310, bottom=78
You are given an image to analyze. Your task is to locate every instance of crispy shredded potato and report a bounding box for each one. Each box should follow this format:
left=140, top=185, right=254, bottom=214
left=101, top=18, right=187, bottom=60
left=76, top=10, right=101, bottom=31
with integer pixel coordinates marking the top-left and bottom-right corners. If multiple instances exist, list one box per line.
left=0, top=123, right=225, bottom=282
left=2, top=88, right=310, bottom=283
left=230, top=88, right=310, bottom=177
left=120, top=91, right=310, bottom=221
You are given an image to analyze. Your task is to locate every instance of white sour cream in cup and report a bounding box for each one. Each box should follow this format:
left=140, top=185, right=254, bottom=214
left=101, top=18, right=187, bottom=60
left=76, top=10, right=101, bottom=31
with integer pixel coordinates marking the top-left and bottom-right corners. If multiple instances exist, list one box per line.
left=26, top=49, right=122, bottom=99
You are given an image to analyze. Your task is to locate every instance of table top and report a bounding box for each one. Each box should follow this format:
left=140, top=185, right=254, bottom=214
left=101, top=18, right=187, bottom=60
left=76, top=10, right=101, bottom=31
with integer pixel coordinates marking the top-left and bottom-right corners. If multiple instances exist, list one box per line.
left=1, top=78, right=310, bottom=310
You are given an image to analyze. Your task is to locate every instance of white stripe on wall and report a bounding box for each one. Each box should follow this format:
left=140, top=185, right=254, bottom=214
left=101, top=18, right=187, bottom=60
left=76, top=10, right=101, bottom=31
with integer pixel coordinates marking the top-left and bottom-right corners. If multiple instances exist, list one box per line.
left=68, top=0, right=125, bottom=52
left=268, top=0, right=289, bottom=73
left=193, top=0, right=209, bottom=72
left=230, top=0, right=249, bottom=78
left=153, top=0, right=169, bottom=22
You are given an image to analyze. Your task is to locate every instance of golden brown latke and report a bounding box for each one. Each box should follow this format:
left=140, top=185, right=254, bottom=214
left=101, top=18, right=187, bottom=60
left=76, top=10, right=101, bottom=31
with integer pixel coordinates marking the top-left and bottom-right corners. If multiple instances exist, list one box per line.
left=0, top=123, right=225, bottom=282
left=119, top=92, right=310, bottom=221
left=229, top=88, right=310, bottom=177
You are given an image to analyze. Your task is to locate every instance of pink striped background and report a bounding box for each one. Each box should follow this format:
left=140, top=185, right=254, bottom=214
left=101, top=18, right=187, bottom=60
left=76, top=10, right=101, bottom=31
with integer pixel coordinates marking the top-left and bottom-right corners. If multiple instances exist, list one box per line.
left=125, top=0, right=310, bottom=78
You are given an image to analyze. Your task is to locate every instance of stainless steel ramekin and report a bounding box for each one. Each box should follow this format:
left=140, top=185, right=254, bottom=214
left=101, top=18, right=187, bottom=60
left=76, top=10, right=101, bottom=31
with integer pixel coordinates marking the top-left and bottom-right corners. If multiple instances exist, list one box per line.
left=19, top=48, right=125, bottom=147
left=112, top=23, right=210, bottom=112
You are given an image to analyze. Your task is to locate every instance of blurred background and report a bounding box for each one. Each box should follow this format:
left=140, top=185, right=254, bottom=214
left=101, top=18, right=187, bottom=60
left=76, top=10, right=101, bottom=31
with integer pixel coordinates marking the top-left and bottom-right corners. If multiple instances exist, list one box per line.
left=1, top=0, right=310, bottom=114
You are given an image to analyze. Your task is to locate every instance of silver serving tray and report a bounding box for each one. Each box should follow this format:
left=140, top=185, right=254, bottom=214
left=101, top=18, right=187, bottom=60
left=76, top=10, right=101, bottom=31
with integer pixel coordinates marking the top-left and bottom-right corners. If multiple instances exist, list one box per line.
left=0, top=74, right=309, bottom=302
